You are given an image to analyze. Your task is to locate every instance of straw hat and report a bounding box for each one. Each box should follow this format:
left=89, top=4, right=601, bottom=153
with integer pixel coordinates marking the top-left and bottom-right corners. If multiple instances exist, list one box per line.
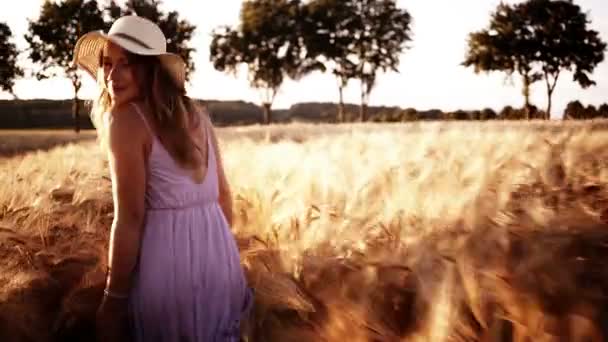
left=72, top=15, right=186, bottom=88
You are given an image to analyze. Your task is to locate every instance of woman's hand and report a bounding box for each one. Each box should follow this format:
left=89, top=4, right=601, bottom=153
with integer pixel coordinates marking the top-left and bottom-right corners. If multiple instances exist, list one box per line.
left=96, top=295, right=129, bottom=342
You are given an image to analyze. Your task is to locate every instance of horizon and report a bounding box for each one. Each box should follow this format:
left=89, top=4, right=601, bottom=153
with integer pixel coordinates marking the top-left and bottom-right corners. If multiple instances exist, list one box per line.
left=1, top=0, right=607, bottom=119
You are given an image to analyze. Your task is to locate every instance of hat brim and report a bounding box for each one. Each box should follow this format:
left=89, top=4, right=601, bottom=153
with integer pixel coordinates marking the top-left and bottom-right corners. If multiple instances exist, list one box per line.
left=72, top=30, right=186, bottom=87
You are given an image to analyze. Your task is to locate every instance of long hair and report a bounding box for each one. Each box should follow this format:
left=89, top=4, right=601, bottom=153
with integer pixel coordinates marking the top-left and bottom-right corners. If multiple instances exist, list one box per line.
left=90, top=44, right=205, bottom=172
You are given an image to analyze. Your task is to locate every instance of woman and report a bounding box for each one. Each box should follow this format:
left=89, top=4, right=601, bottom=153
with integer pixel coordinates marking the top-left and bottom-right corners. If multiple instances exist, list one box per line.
left=72, top=15, right=252, bottom=341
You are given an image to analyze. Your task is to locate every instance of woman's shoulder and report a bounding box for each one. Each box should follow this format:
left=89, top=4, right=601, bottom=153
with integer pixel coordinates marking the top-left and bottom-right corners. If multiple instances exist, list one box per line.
left=106, top=102, right=150, bottom=147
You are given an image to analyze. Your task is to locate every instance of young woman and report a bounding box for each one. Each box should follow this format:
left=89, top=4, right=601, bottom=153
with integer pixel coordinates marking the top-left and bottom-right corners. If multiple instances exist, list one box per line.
left=72, top=15, right=252, bottom=341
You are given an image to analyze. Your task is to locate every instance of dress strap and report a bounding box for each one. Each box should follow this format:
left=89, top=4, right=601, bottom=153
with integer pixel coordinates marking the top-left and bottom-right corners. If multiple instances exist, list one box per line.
left=130, top=102, right=154, bottom=136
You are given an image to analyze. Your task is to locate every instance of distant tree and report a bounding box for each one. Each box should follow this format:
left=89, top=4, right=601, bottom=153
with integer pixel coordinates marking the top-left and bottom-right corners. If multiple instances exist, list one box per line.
left=563, top=100, right=585, bottom=119
left=468, top=110, right=481, bottom=120
left=480, top=108, right=498, bottom=120
left=499, top=105, right=528, bottom=120
left=24, top=0, right=106, bottom=132
left=564, top=101, right=604, bottom=120
left=584, top=105, right=599, bottom=119
left=401, top=107, right=419, bottom=121
left=446, top=110, right=470, bottom=120
left=210, top=0, right=302, bottom=124
left=464, top=0, right=606, bottom=120
left=105, top=0, right=197, bottom=81
left=0, top=22, right=23, bottom=98
left=529, top=106, right=546, bottom=120
left=599, top=104, right=608, bottom=118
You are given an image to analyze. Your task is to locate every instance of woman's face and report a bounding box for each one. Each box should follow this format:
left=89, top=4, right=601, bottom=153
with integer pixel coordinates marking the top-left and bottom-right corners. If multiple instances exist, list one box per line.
left=101, top=41, right=140, bottom=107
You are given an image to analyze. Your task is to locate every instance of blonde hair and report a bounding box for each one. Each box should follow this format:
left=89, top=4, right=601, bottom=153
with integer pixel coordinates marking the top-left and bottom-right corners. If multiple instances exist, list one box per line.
left=90, top=44, right=206, bottom=173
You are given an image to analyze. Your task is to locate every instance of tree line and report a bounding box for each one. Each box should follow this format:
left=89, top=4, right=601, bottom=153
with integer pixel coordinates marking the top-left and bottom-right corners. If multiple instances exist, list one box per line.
left=2, top=98, right=606, bottom=130
left=0, top=0, right=606, bottom=130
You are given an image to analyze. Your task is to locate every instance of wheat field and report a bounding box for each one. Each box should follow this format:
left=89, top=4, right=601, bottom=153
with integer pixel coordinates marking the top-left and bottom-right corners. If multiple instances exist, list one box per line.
left=1, top=120, right=608, bottom=341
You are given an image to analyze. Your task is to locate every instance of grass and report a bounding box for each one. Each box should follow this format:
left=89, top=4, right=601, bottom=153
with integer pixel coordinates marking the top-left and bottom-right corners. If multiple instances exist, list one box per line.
left=1, top=120, right=608, bottom=341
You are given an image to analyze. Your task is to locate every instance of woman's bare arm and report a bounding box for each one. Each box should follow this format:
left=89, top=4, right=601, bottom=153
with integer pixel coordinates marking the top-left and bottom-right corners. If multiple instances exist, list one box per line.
left=103, top=106, right=147, bottom=296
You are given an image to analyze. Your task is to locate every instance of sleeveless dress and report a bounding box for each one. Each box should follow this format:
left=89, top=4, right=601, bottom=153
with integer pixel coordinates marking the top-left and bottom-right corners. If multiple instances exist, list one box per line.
left=127, top=103, right=253, bottom=341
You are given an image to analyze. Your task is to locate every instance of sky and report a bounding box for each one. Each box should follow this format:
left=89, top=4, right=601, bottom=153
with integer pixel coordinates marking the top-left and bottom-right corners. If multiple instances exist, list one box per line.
left=0, top=0, right=607, bottom=119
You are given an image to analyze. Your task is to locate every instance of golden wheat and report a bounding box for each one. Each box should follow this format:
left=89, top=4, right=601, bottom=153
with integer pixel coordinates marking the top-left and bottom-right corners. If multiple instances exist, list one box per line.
left=1, top=121, right=608, bottom=341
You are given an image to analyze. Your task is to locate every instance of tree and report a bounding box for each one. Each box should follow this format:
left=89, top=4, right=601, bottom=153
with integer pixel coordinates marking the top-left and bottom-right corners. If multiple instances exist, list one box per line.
left=563, top=100, right=585, bottom=119
left=25, top=0, right=106, bottom=132
left=349, top=0, right=412, bottom=121
left=305, top=0, right=413, bottom=122
left=522, top=0, right=606, bottom=119
left=105, top=0, right=197, bottom=81
left=401, top=108, right=419, bottom=121
left=302, top=0, right=357, bottom=122
left=584, top=105, right=599, bottom=119
left=480, top=108, right=498, bottom=120
left=210, top=0, right=303, bottom=124
left=0, top=22, right=23, bottom=98
left=599, top=103, right=608, bottom=118
left=463, top=2, right=541, bottom=119
left=447, top=110, right=471, bottom=120
left=464, top=0, right=606, bottom=120
left=499, top=105, right=529, bottom=120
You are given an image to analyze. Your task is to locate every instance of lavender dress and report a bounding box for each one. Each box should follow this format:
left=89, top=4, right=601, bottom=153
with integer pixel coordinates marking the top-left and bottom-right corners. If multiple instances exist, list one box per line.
left=127, top=104, right=253, bottom=341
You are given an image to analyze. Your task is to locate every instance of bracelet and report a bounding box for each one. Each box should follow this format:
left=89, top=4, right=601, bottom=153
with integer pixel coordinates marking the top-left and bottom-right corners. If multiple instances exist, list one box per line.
left=103, top=288, right=129, bottom=299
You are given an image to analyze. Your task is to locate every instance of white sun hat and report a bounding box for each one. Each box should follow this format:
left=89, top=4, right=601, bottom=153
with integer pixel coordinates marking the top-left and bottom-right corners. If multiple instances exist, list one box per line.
left=72, top=15, right=186, bottom=88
